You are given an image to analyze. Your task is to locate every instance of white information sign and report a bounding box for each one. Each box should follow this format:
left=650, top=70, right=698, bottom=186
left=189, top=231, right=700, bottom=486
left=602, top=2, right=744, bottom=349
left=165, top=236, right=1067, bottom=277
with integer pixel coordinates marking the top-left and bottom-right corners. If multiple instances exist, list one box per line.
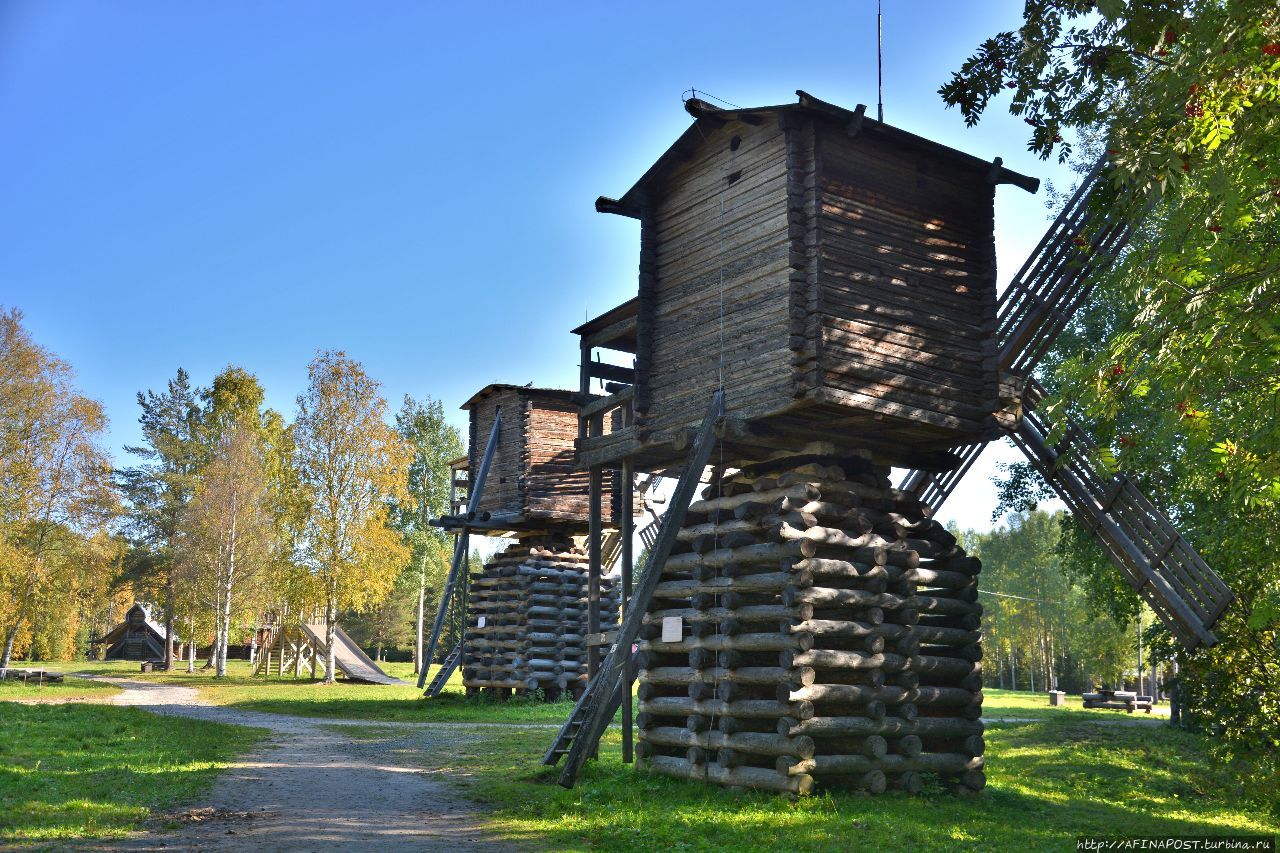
left=661, top=616, right=683, bottom=643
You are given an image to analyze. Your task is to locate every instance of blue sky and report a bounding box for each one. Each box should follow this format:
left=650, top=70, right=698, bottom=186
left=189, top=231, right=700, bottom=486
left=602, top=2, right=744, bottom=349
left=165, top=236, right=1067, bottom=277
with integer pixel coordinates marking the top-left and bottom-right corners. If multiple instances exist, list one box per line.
left=1, top=1, right=1069, bottom=531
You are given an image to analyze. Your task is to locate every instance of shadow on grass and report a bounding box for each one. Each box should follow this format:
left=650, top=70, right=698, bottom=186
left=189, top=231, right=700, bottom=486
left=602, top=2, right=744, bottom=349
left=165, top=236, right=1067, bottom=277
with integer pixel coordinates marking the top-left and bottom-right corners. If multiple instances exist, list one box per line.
left=458, top=719, right=1276, bottom=852
left=0, top=703, right=266, bottom=843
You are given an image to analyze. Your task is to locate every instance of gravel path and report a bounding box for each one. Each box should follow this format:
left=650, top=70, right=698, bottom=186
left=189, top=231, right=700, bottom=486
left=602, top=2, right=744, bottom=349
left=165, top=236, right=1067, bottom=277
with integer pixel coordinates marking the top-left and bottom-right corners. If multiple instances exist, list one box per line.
left=78, top=678, right=526, bottom=852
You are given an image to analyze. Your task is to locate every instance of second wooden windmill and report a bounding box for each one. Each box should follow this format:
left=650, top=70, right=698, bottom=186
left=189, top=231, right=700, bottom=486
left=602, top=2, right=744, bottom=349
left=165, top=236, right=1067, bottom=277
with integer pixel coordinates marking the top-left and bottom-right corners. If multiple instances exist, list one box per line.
left=418, top=384, right=631, bottom=700
left=546, top=91, right=1233, bottom=794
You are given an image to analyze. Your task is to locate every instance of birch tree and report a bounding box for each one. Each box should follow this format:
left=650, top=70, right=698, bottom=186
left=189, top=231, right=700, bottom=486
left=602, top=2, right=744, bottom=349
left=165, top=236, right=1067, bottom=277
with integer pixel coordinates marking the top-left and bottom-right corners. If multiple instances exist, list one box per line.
left=183, top=422, right=275, bottom=676
left=294, top=351, right=410, bottom=683
left=183, top=366, right=298, bottom=676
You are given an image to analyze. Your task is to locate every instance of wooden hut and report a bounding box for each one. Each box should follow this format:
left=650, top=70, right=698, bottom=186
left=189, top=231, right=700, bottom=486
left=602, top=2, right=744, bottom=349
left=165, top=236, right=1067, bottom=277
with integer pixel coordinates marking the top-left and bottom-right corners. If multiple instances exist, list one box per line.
left=95, top=603, right=175, bottom=661
left=576, top=90, right=1036, bottom=472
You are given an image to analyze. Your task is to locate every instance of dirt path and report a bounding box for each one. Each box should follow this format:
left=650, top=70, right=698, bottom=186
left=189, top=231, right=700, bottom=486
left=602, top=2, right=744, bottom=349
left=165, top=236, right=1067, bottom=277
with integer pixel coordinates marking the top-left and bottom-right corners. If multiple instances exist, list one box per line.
left=80, top=678, right=527, bottom=852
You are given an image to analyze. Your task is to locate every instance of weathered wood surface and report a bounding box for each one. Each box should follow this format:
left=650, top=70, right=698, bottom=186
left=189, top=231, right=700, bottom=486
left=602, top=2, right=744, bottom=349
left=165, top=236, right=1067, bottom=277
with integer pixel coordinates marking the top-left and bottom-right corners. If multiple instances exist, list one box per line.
left=463, top=538, right=620, bottom=701
left=585, top=95, right=1020, bottom=469
left=463, top=384, right=638, bottom=528
left=634, top=455, right=986, bottom=794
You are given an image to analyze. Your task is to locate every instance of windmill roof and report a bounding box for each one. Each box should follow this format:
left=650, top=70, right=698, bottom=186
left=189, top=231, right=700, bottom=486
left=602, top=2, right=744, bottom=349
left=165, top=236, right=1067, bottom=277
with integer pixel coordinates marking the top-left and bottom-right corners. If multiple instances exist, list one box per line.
left=596, top=90, right=1039, bottom=218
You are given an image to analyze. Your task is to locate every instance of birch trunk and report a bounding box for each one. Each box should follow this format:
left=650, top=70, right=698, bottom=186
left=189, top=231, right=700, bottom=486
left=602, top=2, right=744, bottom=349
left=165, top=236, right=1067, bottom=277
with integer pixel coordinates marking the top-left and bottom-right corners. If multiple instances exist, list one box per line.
left=414, top=577, right=425, bottom=676
left=324, top=594, right=337, bottom=684
left=216, top=504, right=237, bottom=678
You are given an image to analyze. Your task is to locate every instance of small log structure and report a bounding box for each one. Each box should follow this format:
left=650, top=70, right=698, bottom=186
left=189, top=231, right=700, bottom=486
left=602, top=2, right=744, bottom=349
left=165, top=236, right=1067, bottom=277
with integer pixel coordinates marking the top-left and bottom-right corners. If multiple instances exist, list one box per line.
left=429, top=383, right=637, bottom=702
left=464, top=534, right=621, bottom=700
left=92, top=603, right=177, bottom=662
left=633, top=454, right=984, bottom=795
left=438, top=385, right=631, bottom=534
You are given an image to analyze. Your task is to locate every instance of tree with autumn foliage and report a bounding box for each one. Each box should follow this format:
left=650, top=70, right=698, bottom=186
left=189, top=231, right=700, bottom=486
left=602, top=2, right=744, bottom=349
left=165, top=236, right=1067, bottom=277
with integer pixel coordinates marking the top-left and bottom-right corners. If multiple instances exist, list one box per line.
left=293, top=351, right=411, bottom=683
left=944, top=1, right=1280, bottom=805
left=0, top=308, right=118, bottom=671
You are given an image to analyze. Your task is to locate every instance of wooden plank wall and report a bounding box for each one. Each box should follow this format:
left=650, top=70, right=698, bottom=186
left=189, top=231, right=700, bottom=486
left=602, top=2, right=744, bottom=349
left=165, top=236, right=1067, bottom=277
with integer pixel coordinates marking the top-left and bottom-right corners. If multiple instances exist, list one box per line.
left=811, top=123, right=998, bottom=438
left=470, top=388, right=527, bottom=519
left=525, top=397, right=595, bottom=522
left=643, top=120, right=796, bottom=444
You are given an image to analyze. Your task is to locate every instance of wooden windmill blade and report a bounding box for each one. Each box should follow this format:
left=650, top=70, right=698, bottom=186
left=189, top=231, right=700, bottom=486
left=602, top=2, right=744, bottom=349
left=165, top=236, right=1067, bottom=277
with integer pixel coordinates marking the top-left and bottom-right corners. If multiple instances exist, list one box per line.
left=899, top=156, right=1233, bottom=647
left=900, top=440, right=989, bottom=510
left=1012, top=380, right=1233, bottom=649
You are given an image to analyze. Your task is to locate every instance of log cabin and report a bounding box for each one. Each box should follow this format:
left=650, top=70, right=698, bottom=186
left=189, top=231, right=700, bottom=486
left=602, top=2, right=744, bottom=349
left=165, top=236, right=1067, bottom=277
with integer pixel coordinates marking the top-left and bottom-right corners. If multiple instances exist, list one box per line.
left=576, top=90, right=1038, bottom=473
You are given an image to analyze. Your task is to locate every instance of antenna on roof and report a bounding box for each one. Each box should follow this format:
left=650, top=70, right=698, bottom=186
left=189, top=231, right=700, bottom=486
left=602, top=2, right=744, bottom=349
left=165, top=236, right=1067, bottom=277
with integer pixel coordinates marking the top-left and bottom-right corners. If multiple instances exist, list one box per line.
left=877, top=0, right=885, bottom=123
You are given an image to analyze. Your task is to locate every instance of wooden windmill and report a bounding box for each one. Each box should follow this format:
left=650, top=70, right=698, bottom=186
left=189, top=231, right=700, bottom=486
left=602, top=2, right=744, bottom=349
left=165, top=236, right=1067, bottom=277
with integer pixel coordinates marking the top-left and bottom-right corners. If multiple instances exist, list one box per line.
left=545, top=91, right=1233, bottom=792
left=418, top=384, right=631, bottom=700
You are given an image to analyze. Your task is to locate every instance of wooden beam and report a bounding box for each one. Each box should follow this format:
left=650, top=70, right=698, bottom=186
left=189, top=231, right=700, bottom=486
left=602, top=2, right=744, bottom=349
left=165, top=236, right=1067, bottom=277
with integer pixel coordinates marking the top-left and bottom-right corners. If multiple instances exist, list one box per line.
left=578, top=386, right=635, bottom=422
left=586, top=361, right=635, bottom=385
left=417, top=410, right=501, bottom=690
left=588, top=467, right=603, bottom=678
left=620, top=457, right=635, bottom=764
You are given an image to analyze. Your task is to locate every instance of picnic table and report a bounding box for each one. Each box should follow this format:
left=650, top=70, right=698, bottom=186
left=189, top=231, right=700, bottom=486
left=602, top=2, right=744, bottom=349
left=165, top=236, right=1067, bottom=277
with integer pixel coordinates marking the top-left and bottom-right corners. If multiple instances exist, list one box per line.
left=1083, top=689, right=1152, bottom=713
left=0, top=668, right=65, bottom=684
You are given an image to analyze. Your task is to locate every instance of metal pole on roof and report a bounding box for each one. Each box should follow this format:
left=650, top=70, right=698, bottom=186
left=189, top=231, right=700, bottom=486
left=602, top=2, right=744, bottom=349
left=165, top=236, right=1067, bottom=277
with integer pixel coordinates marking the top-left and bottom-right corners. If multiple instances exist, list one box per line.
left=877, top=0, right=884, bottom=123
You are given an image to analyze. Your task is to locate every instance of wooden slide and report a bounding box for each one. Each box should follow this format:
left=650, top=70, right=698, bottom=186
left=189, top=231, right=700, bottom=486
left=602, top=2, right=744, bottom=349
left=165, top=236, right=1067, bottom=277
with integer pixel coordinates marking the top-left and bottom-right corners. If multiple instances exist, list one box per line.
left=300, top=623, right=407, bottom=685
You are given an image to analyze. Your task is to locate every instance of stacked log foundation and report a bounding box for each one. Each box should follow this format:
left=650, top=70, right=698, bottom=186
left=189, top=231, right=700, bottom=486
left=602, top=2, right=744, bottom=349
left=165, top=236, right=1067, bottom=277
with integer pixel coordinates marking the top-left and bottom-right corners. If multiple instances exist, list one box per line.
left=634, top=455, right=984, bottom=794
left=463, top=536, right=620, bottom=701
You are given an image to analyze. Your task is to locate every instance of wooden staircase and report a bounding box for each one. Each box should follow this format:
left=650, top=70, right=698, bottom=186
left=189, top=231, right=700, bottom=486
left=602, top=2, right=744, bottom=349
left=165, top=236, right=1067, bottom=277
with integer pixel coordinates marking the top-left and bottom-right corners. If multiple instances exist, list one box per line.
left=417, top=412, right=502, bottom=691
left=542, top=668, right=626, bottom=765
left=423, top=642, right=462, bottom=697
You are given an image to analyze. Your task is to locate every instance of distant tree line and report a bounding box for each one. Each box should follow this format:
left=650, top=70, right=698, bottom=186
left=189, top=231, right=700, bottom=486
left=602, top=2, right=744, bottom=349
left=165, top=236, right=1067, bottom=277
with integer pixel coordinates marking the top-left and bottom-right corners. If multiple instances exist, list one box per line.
left=0, top=307, right=466, bottom=681
left=961, top=511, right=1144, bottom=695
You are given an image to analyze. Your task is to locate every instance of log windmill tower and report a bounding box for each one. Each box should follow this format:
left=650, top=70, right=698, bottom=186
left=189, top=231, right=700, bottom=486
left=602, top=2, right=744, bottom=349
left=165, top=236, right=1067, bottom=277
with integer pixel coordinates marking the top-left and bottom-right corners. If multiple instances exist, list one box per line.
left=417, top=383, right=631, bottom=700
left=544, top=91, right=1234, bottom=793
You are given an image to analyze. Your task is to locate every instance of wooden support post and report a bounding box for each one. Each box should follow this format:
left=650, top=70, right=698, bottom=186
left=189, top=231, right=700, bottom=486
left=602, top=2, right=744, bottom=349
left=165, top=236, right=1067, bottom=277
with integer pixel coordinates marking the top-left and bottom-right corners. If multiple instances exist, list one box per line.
left=621, top=458, right=635, bottom=764
left=588, top=466, right=603, bottom=678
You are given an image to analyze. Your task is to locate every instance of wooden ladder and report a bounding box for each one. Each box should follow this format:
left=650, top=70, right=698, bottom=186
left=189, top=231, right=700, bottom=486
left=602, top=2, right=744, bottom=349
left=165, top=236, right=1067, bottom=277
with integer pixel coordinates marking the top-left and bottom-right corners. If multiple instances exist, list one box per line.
left=424, top=642, right=462, bottom=697
left=417, top=411, right=502, bottom=691
left=547, top=390, right=723, bottom=788
left=542, top=667, right=626, bottom=765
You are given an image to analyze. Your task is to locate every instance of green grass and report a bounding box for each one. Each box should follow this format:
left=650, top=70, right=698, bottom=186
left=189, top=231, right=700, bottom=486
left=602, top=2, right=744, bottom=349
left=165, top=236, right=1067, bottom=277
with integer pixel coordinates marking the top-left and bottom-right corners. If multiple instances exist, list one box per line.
left=982, top=688, right=1170, bottom=720
left=198, top=660, right=575, bottom=723
left=28, top=658, right=577, bottom=723
left=0, top=675, right=122, bottom=702
left=456, top=716, right=1276, bottom=851
left=6, top=663, right=1274, bottom=849
left=0, top=703, right=267, bottom=843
